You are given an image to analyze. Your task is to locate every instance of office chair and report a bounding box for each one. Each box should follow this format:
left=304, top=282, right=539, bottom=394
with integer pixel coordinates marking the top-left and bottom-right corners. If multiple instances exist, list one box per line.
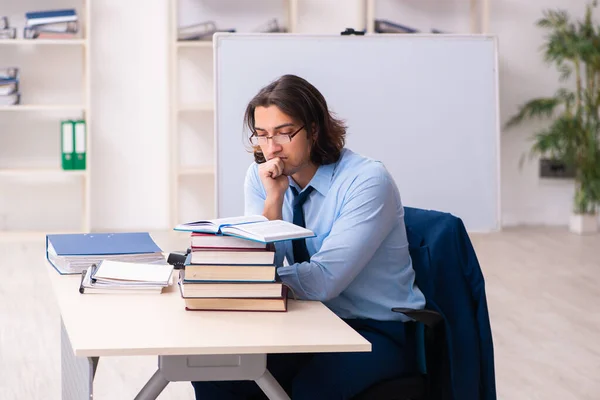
left=351, top=298, right=447, bottom=400
left=355, top=207, right=496, bottom=400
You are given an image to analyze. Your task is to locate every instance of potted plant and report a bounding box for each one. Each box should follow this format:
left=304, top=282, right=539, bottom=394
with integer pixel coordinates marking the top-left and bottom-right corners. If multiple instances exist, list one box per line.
left=505, top=1, right=600, bottom=234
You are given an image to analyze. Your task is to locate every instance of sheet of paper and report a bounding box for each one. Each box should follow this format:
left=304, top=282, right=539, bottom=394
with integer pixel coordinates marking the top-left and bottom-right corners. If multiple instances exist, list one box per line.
left=93, top=260, right=173, bottom=283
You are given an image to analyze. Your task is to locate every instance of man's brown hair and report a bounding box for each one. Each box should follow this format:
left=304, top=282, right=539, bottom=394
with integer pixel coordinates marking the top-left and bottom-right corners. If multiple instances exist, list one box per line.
left=244, top=74, right=346, bottom=165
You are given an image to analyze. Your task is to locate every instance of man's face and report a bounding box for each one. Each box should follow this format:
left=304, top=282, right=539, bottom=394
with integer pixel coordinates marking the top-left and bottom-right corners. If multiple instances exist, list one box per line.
left=253, top=105, right=312, bottom=176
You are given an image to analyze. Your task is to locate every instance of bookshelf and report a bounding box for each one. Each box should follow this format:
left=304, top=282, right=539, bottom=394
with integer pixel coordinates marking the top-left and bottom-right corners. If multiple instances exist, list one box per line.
left=169, top=0, right=297, bottom=227
left=0, top=38, right=87, bottom=45
left=0, top=0, right=91, bottom=235
left=365, top=0, right=490, bottom=34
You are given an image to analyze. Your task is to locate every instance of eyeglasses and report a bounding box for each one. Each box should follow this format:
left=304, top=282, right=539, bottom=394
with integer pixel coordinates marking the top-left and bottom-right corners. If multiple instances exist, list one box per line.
left=250, top=125, right=305, bottom=146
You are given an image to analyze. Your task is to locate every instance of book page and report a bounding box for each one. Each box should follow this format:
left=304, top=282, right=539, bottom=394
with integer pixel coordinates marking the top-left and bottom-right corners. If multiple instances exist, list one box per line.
left=175, top=214, right=267, bottom=232
left=93, top=260, right=173, bottom=283
left=223, top=220, right=314, bottom=242
left=214, top=214, right=267, bottom=228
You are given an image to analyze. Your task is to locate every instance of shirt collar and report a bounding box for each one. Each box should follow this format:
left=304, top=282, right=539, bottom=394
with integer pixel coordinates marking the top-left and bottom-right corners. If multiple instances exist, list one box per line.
left=288, top=162, right=335, bottom=197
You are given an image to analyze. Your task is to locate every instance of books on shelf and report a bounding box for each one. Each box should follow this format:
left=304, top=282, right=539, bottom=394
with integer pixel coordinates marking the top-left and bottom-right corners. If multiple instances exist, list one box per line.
left=0, top=27, right=16, bottom=39
left=0, top=10, right=80, bottom=40
left=0, top=68, right=20, bottom=106
left=79, top=260, right=174, bottom=294
left=26, top=9, right=77, bottom=26
left=46, top=232, right=165, bottom=275
left=175, top=215, right=315, bottom=243
left=374, top=19, right=419, bottom=34
left=0, top=80, right=18, bottom=96
left=177, top=20, right=235, bottom=41
left=0, top=16, right=16, bottom=39
left=24, top=9, right=79, bottom=39
left=0, top=92, right=20, bottom=106
left=253, top=18, right=287, bottom=33
left=0, top=67, right=19, bottom=81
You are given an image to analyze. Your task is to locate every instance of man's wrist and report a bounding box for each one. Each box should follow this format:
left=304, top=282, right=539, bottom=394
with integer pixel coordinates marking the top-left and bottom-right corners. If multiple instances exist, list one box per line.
left=266, top=192, right=285, bottom=206
left=263, top=194, right=285, bottom=220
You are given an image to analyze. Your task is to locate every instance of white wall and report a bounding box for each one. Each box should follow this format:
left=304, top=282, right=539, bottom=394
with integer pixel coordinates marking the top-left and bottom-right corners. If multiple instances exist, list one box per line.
left=4, top=0, right=593, bottom=231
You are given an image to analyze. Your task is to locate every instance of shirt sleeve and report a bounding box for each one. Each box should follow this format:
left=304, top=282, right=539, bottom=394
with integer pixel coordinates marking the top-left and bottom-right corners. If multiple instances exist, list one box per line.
left=277, top=171, right=400, bottom=301
left=243, top=163, right=265, bottom=216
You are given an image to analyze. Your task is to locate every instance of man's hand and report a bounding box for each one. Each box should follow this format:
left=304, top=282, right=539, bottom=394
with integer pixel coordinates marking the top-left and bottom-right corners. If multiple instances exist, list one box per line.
left=259, top=157, right=288, bottom=220
left=259, top=157, right=289, bottom=198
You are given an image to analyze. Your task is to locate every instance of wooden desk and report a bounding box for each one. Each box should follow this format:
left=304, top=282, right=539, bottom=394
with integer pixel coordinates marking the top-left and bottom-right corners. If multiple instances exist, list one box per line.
left=47, top=237, right=371, bottom=400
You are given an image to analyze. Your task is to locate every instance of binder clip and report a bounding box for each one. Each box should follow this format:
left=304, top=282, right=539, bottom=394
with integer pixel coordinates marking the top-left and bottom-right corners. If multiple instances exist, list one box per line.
left=341, top=28, right=365, bottom=36
left=167, top=248, right=191, bottom=270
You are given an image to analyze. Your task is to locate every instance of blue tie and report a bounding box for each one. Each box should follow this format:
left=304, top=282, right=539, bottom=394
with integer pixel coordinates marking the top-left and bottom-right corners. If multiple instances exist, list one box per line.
left=290, top=186, right=314, bottom=263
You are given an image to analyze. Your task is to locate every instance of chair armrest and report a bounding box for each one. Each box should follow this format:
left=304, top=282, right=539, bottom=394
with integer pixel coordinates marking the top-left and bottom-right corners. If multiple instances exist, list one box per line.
left=391, top=308, right=443, bottom=328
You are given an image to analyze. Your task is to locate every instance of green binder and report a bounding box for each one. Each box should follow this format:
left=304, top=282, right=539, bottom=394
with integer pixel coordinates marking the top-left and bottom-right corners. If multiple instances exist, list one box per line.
left=73, top=120, right=86, bottom=170
left=61, top=120, right=74, bottom=170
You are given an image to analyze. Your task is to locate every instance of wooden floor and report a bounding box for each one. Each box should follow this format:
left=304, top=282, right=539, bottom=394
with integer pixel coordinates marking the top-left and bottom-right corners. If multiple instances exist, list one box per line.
left=0, top=228, right=598, bottom=399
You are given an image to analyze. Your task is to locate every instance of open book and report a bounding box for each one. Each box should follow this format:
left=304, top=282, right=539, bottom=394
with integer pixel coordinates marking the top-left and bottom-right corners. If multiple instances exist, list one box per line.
left=174, top=215, right=315, bottom=243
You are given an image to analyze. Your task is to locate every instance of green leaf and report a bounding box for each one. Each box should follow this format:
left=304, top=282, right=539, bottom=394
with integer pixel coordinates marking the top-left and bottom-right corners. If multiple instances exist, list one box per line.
left=504, top=97, right=563, bottom=129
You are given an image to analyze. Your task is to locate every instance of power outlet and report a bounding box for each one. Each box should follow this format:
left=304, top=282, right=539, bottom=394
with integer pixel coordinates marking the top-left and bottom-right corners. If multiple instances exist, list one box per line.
left=539, top=158, right=575, bottom=179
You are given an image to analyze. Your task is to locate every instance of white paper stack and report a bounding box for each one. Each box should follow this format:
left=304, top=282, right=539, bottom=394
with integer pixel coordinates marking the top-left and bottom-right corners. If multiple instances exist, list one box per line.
left=79, top=260, right=174, bottom=294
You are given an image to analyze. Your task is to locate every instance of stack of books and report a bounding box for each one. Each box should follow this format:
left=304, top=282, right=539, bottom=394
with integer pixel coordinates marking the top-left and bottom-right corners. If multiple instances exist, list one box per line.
left=24, top=9, right=79, bottom=39
left=177, top=20, right=235, bottom=41
left=46, top=232, right=166, bottom=275
left=79, top=260, right=174, bottom=294
left=174, top=215, right=315, bottom=312
left=0, top=16, right=16, bottom=39
left=0, top=68, right=20, bottom=106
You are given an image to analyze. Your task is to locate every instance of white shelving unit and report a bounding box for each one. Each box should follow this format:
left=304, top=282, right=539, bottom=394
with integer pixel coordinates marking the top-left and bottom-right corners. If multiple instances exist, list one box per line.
left=365, top=0, right=490, bottom=34
left=0, top=1, right=91, bottom=235
left=169, top=0, right=298, bottom=227
left=168, top=0, right=489, bottom=226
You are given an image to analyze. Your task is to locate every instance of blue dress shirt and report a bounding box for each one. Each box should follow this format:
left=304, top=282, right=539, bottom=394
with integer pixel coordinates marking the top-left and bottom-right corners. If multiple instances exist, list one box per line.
left=244, top=148, right=426, bottom=321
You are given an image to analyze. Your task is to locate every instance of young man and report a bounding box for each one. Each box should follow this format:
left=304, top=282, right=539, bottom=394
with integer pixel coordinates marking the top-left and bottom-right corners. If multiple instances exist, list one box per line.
left=192, top=74, right=426, bottom=400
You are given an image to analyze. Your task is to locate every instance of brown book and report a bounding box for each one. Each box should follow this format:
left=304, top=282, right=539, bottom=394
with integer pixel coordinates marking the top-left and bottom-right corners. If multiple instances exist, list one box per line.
left=180, top=270, right=283, bottom=298
left=191, top=232, right=267, bottom=249
left=190, top=248, right=275, bottom=265
left=185, top=263, right=276, bottom=282
left=181, top=285, right=288, bottom=312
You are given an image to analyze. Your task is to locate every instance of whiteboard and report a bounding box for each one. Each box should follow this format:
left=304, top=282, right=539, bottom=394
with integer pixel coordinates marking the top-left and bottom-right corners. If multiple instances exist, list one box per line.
left=213, top=34, right=500, bottom=232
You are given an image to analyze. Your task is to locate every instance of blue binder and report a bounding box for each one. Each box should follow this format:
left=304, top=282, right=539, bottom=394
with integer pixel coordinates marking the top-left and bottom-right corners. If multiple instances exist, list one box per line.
left=25, top=9, right=76, bottom=20
left=46, top=232, right=163, bottom=275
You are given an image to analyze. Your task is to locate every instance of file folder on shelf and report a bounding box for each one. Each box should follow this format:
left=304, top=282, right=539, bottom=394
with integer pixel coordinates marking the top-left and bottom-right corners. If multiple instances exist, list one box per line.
left=25, top=9, right=77, bottom=27
left=0, top=67, right=19, bottom=82
left=61, top=120, right=74, bottom=170
left=73, top=119, right=86, bottom=170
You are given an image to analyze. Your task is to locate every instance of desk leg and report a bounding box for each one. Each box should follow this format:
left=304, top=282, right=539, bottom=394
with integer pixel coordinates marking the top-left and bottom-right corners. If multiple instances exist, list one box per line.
left=255, top=369, right=291, bottom=400
left=135, top=354, right=290, bottom=400
left=133, top=369, right=169, bottom=400
left=61, top=318, right=98, bottom=400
